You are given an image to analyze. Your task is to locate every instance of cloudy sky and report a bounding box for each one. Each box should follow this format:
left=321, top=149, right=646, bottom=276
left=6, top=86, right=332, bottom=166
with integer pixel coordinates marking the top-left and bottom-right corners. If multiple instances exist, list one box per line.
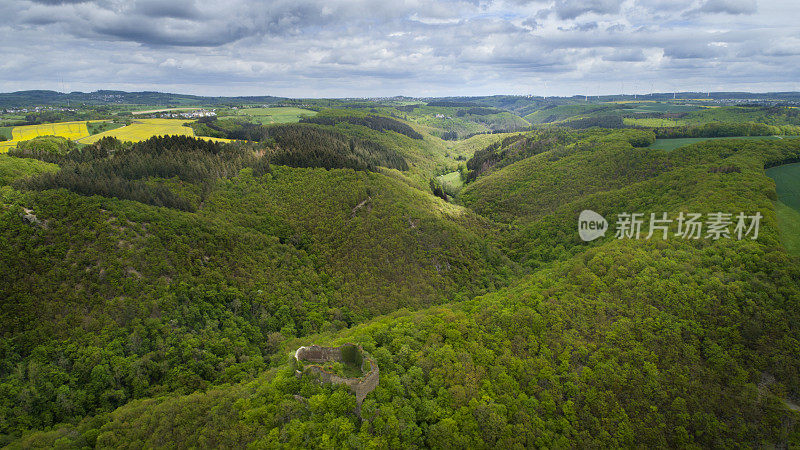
left=1, top=0, right=798, bottom=97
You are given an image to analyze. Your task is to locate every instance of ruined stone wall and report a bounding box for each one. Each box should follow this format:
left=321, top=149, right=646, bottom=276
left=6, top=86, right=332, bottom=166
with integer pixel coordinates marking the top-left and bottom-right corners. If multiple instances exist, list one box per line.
left=295, top=345, right=343, bottom=364
left=295, top=344, right=379, bottom=408
left=353, top=359, right=379, bottom=404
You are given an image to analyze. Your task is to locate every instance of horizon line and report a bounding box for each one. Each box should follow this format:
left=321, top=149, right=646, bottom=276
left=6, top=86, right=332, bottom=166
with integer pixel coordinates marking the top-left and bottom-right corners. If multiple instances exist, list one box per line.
left=2, top=89, right=800, bottom=101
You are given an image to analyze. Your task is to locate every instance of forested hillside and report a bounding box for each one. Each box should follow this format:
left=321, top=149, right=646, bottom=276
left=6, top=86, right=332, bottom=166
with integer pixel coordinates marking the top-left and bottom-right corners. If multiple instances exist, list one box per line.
left=189, top=111, right=458, bottom=191
left=0, top=132, right=514, bottom=440
left=6, top=133, right=800, bottom=448
left=1, top=100, right=799, bottom=448
left=460, top=128, right=658, bottom=221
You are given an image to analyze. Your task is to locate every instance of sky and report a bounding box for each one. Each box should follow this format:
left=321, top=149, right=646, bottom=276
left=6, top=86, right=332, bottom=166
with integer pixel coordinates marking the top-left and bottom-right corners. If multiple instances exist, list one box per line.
left=1, top=0, right=799, bottom=97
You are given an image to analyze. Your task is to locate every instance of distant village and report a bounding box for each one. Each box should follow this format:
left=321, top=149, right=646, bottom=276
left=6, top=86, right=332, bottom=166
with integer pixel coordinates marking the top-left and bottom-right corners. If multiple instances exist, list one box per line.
left=155, top=109, right=217, bottom=119
left=2, top=106, right=77, bottom=114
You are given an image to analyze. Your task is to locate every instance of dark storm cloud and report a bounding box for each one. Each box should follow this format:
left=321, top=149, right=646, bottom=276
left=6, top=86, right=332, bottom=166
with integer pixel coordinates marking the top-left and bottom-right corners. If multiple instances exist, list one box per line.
left=693, top=0, right=758, bottom=15
left=90, top=21, right=247, bottom=47
left=634, top=0, right=694, bottom=13
left=664, top=44, right=726, bottom=59
left=26, top=0, right=89, bottom=4
left=1, top=0, right=797, bottom=96
left=553, top=0, right=624, bottom=20
left=559, top=22, right=599, bottom=32
left=133, top=0, right=203, bottom=20
left=522, top=18, right=540, bottom=30
left=20, top=0, right=402, bottom=47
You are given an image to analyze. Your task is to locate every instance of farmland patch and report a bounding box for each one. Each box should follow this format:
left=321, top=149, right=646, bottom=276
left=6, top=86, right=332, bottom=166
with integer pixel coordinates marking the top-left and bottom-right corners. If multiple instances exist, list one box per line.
left=766, top=161, right=800, bottom=256
left=78, top=119, right=234, bottom=144
left=232, top=107, right=317, bottom=124
left=11, top=121, right=90, bottom=141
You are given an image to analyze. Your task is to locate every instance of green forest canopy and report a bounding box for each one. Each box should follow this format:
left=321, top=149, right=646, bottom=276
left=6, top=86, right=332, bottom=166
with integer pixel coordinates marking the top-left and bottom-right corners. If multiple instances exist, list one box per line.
left=0, top=101, right=799, bottom=448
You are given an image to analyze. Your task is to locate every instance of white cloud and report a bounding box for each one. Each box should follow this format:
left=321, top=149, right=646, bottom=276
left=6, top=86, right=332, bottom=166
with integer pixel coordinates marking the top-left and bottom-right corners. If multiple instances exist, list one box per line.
left=0, top=0, right=795, bottom=96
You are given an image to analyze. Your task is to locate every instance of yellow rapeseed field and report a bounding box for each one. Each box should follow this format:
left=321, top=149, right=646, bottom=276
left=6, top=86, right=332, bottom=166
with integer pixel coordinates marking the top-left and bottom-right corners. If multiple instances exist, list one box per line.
left=0, top=119, right=233, bottom=153
left=0, top=141, right=17, bottom=152
left=12, top=121, right=90, bottom=141
left=77, top=119, right=234, bottom=144
left=0, top=121, right=92, bottom=153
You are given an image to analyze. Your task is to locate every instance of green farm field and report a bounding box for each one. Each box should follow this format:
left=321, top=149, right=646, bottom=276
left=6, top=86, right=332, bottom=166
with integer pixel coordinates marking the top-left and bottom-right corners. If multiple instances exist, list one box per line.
left=766, top=162, right=800, bottom=255
left=773, top=201, right=800, bottom=256
left=233, top=107, right=317, bottom=124
left=767, top=161, right=800, bottom=212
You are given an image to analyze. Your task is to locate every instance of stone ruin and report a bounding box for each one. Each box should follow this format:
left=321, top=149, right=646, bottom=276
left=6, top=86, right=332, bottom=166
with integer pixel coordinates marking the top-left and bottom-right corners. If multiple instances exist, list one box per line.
left=20, top=207, right=45, bottom=228
left=294, top=343, right=379, bottom=413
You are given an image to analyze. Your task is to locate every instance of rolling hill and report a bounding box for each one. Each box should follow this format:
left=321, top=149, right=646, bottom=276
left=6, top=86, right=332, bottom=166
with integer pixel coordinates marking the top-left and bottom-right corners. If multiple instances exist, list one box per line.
left=6, top=132, right=800, bottom=448
left=1, top=99, right=799, bottom=448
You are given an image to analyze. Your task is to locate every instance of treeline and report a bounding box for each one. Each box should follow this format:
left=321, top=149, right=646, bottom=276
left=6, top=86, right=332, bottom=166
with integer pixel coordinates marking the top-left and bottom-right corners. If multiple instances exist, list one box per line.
left=441, top=130, right=459, bottom=140
left=466, top=134, right=528, bottom=181
left=625, top=112, right=687, bottom=119
left=394, top=104, right=419, bottom=112
left=13, top=136, right=270, bottom=211
left=300, top=114, right=423, bottom=140
left=458, top=127, right=533, bottom=141
left=547, top=117, right=799, bottom=139
left=441, top=123, right=533, bottom=141
left=191, top=119, right=410, bottom=171
left=1, top=110, right=106, bottom=127
left=426, top=100, right=481, bottom=107
left=263, top=124, right=409, bottom=171
left=651, top=121, right=800, bottom=138
left=562, top=115, right=624, bottom=129
left=465, top=130, right=578, bottom=182
left=14, top=135, right=77, bottom=155
left=684, top=105, right=800, bottom=126
left=429, top=177, right=448, bottom=201
left=455, top=107, right=500, bottom=116
left=189, top=117, right=261, bottom=140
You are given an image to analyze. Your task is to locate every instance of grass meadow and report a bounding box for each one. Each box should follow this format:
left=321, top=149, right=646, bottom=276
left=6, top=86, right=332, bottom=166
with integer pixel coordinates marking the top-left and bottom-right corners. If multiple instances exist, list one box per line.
left=232, top=107, right=317, bottom=124
left=766, top=161, right=800, bottom=256
left=436, top=170, right=464, bottom=197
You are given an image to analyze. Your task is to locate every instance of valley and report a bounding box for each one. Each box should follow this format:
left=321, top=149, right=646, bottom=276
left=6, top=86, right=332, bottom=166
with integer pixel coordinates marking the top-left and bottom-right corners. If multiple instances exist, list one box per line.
left=0, top=92, right=799, bottom=448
